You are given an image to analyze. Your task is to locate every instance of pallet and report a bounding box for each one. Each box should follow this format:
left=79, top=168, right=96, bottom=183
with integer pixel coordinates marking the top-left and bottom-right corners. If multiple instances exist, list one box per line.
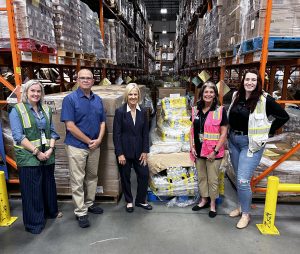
left=98, top=58, right=110, bottom=64
left=268, top=36, right=300, bottom=52
left=83, top=53, right=96, bottom=61
left=220, top=50, right=234, bottom=58
left=57, top=49, right=76, bottom=58
left=240, top=36, right=300, bottom=54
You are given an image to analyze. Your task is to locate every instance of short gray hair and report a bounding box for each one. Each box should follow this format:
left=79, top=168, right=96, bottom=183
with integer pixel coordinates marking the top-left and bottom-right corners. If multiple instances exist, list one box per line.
left=123, top=83, right=142, bottom=104
left=21, top=80, right=45, bottom=104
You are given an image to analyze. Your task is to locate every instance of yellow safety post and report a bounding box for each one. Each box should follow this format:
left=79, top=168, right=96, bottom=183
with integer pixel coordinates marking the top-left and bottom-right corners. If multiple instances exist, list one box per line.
left=256, top=176, right=280, bottom=235
left=0, top=171, right=17, bottom=226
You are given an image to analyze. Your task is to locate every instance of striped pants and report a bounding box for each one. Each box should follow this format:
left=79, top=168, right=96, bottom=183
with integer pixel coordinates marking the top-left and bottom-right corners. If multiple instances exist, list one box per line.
left=19, top=164, right=58, bottom=234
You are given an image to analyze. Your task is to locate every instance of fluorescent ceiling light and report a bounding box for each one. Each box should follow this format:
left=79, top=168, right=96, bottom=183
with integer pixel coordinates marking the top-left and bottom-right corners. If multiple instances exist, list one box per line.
left=160, top=8, right=167, bottom=14
left=162, top=30, right=167, bottom=34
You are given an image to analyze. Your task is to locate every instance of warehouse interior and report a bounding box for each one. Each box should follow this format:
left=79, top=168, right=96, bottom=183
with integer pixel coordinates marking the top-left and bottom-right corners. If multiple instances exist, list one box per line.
left=0, top=0, right=300, bottom=253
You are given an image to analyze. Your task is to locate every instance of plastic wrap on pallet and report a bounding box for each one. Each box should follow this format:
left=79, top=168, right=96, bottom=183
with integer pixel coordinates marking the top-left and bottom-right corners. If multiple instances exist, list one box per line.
left=238, top=0, right=300, bottom=55
left=0, top=110, right=16, bottom=161
left=150, top=166, right=198, bottom=196
left=104, top=20, right=112, bottom=61
left=93, top=13, right=106, bottom=59
left=283, top=107, right=300, bottom=133
left=52, top=0, right=81, bottom=53
left=0, top=0, right=57, bottom=52
left=219, top=0, right=240, bottom=54
left=109, top=19, right=117, bottom=64
left=80, top=2, right=94, bottom=55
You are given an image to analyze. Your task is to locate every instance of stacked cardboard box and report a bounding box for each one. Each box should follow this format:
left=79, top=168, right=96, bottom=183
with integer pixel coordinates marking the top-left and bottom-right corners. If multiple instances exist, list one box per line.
left=41, top=85, right=146, bottom=199
left=0, top=0, right=56, bottom=52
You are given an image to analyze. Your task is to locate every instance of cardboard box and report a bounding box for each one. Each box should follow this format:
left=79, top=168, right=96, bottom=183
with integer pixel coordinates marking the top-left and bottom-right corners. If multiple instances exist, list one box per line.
left=157, top=87, right=186, bottom=99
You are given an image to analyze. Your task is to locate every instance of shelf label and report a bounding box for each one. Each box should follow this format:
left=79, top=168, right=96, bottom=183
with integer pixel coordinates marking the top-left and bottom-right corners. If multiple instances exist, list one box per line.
left=58, top=57, right=65, bottom=65
left=49, top=55, right=56, bottom=64
left=232, top=57, right=237, bottom=65
left=253, top=52, right=261, bottom=62
left=80, top=60, right=85, bottom=66
left=21, top=52, right=33, bottom=61
left=239, top=55, right=244, bottom=64
left=72, top=59, right=77, bottom=66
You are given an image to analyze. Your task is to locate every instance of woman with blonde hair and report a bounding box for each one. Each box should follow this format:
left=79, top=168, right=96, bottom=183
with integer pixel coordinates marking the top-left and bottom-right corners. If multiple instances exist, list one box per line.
left=9, top=80, right=61, bottom=234
left=113, top=83, right=152, bottom=212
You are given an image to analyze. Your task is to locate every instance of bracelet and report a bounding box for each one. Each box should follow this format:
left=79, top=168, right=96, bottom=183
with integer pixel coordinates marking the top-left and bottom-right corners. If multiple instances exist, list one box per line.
left=32, top=147, right=39, bottom=155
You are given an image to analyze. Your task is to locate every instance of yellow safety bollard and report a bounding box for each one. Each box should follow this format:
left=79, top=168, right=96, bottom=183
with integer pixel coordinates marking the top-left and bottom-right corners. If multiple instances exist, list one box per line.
left=256, top=176, right=280, bottom=235
left=0, top=171, right=17, bottom=226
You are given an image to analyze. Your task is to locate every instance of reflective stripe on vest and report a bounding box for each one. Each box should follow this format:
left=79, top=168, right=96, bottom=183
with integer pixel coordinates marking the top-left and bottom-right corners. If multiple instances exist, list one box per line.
left=203, top=132, right=220, bottom=140
left=41, top=104, right=51, bottom=121
left=16, top=103, right=31, bottom=128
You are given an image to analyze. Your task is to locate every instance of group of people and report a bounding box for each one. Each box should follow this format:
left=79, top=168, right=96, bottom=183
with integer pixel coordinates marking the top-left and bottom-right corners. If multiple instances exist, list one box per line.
left=9, top=69, right=289, bottom=234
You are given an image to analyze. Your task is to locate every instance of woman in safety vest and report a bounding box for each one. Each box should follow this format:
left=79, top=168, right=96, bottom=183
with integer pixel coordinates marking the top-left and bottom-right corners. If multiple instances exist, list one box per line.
left=190, top=81, right=228, bottom=218
left=227, top=69, right=289, bottom=229
left=9, top=80, right=62, bottom=234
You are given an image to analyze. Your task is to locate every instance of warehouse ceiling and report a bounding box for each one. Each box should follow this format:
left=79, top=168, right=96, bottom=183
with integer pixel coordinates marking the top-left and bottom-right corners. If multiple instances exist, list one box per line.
left=80, top=0, right=179, bottom=22
left=144, top=0, right=179, bottom=21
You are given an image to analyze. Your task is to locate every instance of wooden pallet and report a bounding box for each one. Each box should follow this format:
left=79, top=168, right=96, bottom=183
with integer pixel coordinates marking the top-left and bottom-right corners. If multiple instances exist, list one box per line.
left=98, top=58, right=110, bottom=64
left=220, top=50, right=234, bottom=58
left=83, top=53, right=96, bottom=61
left=57, top=49, right=76, bottom=58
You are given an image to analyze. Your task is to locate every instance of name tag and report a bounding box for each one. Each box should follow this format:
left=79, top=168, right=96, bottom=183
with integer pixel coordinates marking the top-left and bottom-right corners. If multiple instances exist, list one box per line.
left=199, top=134, right=204, bottom=143
left=41, top=131, right=47, bottom=145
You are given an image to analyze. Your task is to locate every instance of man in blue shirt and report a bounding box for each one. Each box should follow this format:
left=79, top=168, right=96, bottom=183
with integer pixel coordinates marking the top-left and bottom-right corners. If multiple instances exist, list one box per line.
left=61, top=69, right=106, bottom=228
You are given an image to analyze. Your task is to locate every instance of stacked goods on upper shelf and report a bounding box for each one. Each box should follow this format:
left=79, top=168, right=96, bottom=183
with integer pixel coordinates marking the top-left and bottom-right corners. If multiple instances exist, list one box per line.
left=201, top=1, right=222, bottom=59
left=220, top=0, right=300, bottom=55
left=52, top=0, right=105, bottom=57
left=52, top=0, right=81, bottom=53
left=0, top=0, right=56, bottom=53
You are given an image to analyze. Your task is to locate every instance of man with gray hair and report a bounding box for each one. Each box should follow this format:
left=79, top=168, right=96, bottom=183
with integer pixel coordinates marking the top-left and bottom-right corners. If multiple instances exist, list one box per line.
left=61, top=69, right=106, bottom=228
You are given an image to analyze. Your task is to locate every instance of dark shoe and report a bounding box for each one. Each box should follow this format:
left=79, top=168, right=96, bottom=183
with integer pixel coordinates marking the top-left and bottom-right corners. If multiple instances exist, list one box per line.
left=209, top=210, right=217, bottom=218
left=126, top=206, right=134, bottom=213
left=192, top=202, right=210, bottom=211
left=88, top=204, right=103, bottom=214
left=76, top=215, right=90, bottom=228
left=135, top=203, right=153, bottom=210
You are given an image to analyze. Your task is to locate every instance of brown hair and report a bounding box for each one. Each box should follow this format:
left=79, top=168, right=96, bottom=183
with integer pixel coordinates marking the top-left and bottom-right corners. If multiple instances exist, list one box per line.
left=233, top=69, right=263, bottom=113
left=197, top=81, right=220, bottom=111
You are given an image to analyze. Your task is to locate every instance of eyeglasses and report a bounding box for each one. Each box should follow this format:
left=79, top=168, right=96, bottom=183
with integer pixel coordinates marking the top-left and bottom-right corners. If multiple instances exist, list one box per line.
left=78, top=77, right=93, bottom=81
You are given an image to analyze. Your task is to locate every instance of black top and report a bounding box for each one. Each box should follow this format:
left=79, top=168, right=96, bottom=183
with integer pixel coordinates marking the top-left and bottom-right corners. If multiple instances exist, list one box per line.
left=193, top=107, right=228, bottom=158
left=229, top=94, right=290, bottom=135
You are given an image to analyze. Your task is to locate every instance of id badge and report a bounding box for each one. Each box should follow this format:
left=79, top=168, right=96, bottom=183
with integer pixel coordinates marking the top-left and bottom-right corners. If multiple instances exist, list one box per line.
left=199, top=133, right=204, bottom=142
left=41, top=131, right=47, bottom=145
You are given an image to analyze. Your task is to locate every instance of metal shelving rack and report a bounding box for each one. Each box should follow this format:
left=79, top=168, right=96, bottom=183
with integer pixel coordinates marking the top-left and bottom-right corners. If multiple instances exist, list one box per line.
left=0, top=0, right=155, bottom=185
left=175, top=0, right=300, bottom=194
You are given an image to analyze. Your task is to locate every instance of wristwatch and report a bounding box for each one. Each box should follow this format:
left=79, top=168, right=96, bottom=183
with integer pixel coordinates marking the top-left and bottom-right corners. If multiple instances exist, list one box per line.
left=50, top=146, right=56, bottom=151
left=213, top=149, right=219, bottom=155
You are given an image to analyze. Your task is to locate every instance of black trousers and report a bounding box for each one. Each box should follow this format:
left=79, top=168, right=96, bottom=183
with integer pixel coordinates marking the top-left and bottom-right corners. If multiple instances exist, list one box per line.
left=118, top=158, right=149, bottom=204
left=19, top=164, right=58, bottom=234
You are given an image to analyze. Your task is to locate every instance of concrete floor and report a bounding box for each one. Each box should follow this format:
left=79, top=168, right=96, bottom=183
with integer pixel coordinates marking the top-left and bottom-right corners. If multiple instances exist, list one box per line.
left=1, top=177, right=300, bottom=254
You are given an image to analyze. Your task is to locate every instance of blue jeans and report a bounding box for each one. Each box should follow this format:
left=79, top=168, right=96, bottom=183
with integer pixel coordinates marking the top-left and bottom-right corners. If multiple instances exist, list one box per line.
left=228, top=132, right=264, bottom=213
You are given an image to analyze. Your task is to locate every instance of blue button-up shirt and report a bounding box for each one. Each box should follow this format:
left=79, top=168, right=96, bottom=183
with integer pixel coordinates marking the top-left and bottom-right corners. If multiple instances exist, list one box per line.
left=9, top=102, right=60, bottom=145
left=60, top=88, right=106, bottom=149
